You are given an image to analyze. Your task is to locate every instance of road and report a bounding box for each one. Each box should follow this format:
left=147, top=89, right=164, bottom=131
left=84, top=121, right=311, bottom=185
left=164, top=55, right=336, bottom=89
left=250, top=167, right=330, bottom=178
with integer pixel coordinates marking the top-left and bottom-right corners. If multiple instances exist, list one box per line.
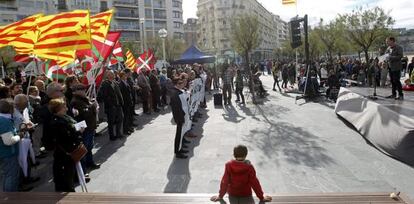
left=32, top=75, right=414, bottom=200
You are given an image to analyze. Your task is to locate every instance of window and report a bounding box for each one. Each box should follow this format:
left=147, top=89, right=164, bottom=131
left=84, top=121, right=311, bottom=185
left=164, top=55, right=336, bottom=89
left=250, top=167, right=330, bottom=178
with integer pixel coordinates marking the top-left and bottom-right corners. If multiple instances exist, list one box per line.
left=116, top=8, right=139, bottom=18
left=120, top=31, right=140, bottom=41
left=145, top=9, right=152, bottom=18
left=145, top=20, right=153, bottom=29
left=144, top=0, right=151, bottom=7
left=154, top=20, right=167, bottom=30
left=173, top=0, right=181, bottom=8
left=173, top=11, right=181, bottom=18
left=173, top=32, right=183, bottom=39
left=100, top=1, right=108, bottom=12
left=174, top=21, right=182, bottom=28
left=57, top=0, right=67, bottom=9
left=153, top=9, right=166, bottom=19
left=153, top=0, right=165, bottom=8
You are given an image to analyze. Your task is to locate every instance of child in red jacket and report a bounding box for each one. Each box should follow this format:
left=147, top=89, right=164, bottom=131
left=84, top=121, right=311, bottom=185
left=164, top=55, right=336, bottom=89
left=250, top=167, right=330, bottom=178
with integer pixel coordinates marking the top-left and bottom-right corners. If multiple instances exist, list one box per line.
left=211, top=145, right=272, bottom=202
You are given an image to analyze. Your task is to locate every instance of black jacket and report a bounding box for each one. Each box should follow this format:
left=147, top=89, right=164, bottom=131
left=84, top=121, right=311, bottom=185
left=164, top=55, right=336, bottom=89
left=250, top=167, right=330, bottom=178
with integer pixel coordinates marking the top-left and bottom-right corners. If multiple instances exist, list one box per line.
left=118, top=80, right=133, bottom=108
left=71, top=95, right=97, bottom=131
left=98, top=80, right=124, bottom=111
left=49, top=114, right=82, bottom=157
left=386, top=44, right=404, bottom=71
left=170, top=87, right=185, bottom=124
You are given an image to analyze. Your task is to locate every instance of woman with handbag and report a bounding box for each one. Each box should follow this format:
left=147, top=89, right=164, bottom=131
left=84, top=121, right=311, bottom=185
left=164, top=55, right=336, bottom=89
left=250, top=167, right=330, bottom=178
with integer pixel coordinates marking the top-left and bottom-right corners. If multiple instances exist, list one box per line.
left=48, top=98, right=85, bottom=192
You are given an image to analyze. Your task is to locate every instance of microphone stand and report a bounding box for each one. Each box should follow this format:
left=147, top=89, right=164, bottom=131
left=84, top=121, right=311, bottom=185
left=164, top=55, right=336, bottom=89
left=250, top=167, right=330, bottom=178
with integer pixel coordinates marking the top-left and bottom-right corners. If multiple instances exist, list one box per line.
left=368, top=62, right=378, bottom=100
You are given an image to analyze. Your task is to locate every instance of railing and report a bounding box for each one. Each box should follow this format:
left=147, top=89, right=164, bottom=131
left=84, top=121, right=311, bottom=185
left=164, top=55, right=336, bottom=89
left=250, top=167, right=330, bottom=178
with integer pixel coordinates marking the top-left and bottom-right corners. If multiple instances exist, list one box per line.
left=113, top=0, right=138, bottom=7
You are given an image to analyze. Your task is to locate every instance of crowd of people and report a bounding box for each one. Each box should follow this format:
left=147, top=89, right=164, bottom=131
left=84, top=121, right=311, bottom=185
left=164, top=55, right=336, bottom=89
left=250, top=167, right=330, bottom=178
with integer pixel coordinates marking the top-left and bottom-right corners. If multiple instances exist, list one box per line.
left=0, top=61, right=216, bottom=192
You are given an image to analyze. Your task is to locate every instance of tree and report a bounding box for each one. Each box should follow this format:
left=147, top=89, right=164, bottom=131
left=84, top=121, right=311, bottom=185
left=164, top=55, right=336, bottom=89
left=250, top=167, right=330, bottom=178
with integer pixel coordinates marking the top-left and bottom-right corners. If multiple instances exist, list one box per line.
left=314, top=19, right=347, bottom=63
left=230, top=14, right=261, bottom=103
left=339, top=7, right=395, bottom=63
left=147, top=37, right=186, bottom=62
left=121, top=41, right=141, bottom=58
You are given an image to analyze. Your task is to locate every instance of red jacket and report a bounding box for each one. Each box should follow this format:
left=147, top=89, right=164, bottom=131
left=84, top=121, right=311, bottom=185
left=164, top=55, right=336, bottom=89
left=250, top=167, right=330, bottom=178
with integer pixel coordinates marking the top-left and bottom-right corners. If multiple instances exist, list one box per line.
left=218, top=160, right=264, bottom=200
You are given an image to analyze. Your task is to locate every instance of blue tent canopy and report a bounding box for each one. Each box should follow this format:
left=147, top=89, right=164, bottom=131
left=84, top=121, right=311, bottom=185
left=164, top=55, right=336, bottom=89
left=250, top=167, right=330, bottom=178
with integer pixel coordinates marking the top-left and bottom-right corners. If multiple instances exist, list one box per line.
left=173, top=45, right=215, bottom=64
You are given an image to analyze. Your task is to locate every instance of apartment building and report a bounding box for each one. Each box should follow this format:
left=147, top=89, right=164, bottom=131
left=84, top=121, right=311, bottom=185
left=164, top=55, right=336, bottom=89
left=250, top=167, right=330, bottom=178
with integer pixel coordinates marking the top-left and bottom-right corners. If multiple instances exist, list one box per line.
left=0, top=0, right=184, bottom=42
left=197, top=0, right=288, bottom=61
left=183, top=18, right=197, bottom=47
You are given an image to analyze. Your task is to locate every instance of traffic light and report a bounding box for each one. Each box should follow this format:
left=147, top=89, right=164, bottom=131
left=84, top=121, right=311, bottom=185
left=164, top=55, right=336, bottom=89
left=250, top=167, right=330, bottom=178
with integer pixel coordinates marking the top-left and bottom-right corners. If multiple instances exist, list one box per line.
left=290, top=19, right=302, bottom=49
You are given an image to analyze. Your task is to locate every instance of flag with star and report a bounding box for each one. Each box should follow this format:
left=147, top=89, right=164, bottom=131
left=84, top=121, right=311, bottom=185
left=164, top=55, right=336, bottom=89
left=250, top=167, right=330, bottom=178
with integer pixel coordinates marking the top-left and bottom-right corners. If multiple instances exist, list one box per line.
left=90, top=9, right=113, bottom=42
left=0, top=14, right=42, bottom=48
left=33, top=10, right=91, bottom=55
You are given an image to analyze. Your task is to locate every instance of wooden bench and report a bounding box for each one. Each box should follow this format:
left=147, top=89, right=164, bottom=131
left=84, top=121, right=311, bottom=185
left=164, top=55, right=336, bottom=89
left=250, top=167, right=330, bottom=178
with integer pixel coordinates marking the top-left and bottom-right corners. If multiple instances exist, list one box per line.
left=0, top=192, right=412, bottom=204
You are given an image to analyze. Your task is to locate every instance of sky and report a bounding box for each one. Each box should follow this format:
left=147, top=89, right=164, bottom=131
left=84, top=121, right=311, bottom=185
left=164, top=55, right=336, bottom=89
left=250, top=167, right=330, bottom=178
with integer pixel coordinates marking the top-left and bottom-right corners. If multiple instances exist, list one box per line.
left=182, top=0, right=414, bottom=29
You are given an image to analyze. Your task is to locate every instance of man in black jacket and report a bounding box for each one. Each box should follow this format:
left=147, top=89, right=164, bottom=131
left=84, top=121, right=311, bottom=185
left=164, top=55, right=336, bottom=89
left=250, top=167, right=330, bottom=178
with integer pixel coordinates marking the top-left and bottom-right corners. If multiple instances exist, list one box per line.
left=118, top=70, right=134, bottom=135
left=170, top=76, right=189, bottom=159
left=386, top=36, right=404, bottom=100
left=98, top=70, right=124, bottom=140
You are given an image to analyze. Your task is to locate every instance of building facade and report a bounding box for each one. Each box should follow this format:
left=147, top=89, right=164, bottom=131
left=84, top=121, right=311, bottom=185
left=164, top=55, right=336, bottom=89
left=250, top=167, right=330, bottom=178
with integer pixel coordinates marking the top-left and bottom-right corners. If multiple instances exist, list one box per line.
left=0, top=0, right=184, bottom=43
left=196, top=0, right=287, bottom=62
left=183, top=18, right=197, bottom=47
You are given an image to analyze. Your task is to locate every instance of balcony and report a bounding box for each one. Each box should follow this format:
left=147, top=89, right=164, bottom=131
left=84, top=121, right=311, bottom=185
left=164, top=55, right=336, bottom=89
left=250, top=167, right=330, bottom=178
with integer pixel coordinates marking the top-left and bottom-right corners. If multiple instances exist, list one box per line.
left=113, top=0, right=138, bottom=8
left=112, top=25, right=140, bottom=31
left=0, top=5, right=17, bottom=11
left=114, top=14, right=140, bottom=20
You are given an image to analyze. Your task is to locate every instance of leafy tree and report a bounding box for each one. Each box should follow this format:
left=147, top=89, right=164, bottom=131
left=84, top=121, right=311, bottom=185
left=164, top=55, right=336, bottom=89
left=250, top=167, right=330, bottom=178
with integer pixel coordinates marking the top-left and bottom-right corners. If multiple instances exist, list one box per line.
left=147, top=37, right=186, bottom=62
left=121, top=41, right=141, bottom=58
left=230, top=14, right=261, bottom=103
left=338, top=6, right=394, bottom=63
left=0, top=46, right=17, bottom=74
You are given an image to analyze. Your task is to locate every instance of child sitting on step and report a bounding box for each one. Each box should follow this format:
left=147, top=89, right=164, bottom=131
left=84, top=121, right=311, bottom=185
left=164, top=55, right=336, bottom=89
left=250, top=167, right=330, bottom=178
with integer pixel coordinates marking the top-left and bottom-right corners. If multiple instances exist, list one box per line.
left=211, top=145, right=272, bottom=203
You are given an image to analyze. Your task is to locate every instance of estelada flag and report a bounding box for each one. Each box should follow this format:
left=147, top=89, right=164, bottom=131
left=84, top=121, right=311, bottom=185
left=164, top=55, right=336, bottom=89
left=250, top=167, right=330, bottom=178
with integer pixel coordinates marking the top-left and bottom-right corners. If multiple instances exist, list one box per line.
left=33, top=10, right=91, bottom=55
left=125, top=49, right=137, bottom=70
left=0, top=14, right=42, bottom=48
left=136, top=49, right=156, bottom=73
left=282, top=0, right=296, bottom=5
left=90, top=10, right=113, bottom=42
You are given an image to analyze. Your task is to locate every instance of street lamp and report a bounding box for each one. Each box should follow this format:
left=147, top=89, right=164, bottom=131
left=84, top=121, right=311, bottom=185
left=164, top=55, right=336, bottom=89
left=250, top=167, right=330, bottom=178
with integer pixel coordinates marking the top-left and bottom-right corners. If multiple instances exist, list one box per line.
left=158, top=28, right=168, bottom=61
left=140, top=18, right=146, bottom=52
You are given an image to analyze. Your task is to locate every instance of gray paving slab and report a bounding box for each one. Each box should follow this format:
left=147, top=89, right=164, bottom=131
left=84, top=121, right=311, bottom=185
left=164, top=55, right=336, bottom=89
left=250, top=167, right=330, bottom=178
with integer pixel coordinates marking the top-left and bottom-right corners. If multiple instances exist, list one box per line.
left=31, top=75, right=414, bottom=200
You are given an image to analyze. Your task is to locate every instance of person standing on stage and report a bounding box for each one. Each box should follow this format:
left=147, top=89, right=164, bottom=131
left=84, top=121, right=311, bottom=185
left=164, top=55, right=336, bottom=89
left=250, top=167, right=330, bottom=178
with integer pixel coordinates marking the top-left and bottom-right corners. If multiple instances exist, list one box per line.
left=385, top=36, right=404, bottom=100
left=169, top=76, right=189, bottom=159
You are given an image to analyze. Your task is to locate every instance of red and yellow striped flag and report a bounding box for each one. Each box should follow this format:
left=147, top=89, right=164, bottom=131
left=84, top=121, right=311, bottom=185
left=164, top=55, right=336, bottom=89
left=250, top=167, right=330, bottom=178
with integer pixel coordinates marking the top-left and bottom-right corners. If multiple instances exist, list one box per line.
left=125, top=49, right=137, bottom=70
left=0, top=14, right=42, bottom=48
left=33, top=10, right=91, bottom=55
left=90, top=9, right=113, bottom=42
left=37, top=51, right=76, bottom=67
left=282, top=0, right=296, bottom=5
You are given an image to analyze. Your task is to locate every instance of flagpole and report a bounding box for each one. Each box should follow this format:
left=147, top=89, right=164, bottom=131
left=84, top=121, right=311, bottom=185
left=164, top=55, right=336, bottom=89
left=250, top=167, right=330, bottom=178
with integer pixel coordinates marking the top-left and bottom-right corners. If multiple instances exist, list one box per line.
left=26, top=56, right=38, bottom=95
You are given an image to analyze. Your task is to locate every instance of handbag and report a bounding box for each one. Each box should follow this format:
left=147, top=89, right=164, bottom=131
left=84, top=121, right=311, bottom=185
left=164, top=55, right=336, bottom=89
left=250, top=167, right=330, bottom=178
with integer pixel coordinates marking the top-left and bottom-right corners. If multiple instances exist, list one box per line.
left=60, top=143, right=88, bottom=162
left=69, top=143, right=88, bottom=162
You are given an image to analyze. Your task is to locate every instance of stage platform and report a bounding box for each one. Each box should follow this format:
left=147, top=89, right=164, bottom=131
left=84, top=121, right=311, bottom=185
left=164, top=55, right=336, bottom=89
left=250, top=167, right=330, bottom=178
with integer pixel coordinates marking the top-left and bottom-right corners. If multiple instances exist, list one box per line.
left=0, top=192, right=412, bottom=204
left=335, top=87, right=414, bottom=166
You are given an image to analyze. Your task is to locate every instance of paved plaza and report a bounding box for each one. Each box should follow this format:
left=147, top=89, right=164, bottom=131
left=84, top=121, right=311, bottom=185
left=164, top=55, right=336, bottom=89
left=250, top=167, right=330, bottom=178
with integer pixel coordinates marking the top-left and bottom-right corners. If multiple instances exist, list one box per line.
left=33, top=76, right=414, bottom=200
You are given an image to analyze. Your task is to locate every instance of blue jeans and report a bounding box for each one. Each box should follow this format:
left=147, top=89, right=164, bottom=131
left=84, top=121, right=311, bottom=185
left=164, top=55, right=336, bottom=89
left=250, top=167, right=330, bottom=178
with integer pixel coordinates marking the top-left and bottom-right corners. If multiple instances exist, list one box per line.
left=0, top=155, right=20, bottom=192
left=81, top=130, right=95, bottom=170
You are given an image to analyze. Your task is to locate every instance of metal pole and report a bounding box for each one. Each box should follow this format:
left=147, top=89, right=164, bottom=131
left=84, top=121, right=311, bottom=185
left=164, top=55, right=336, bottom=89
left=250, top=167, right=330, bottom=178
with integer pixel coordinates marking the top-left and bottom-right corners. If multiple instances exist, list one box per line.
left=162, top=37, right=166, bottom=61
left=303, top=14, right=310, bottom=97
left=140, top=22, right=144, bottom=53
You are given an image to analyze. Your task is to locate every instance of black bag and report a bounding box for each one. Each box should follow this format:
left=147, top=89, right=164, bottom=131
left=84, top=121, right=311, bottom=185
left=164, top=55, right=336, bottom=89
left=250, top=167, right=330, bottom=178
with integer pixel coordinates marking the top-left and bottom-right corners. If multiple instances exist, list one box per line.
left=213, top=93, right=223, bottom=106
